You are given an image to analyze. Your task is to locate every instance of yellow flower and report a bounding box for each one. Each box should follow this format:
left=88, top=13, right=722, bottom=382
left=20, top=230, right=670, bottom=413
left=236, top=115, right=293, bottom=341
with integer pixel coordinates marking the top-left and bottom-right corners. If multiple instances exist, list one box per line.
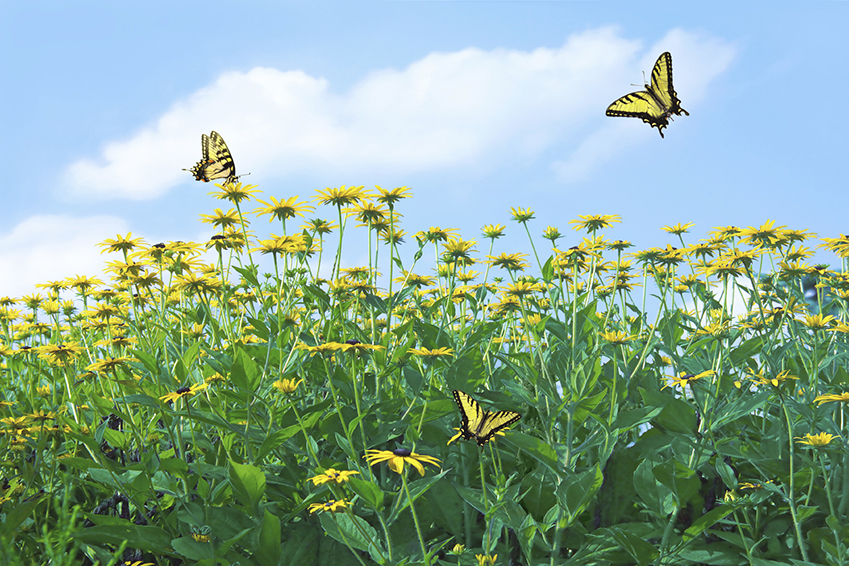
left=796, top=432, right=835, bottom=447
left=569, top=214, right=622, bottom=233
left=799, top=314, right=835, bottom=330
left=308, top=499, right=350, bottom=514
left=407, top=346, right=454, bottom=358
left=273, top=378, right=304, bottom=395
left=364, top=449, right=441, bottom=476
left=663, top=370, right=714, bottom=390
left=159, top=382, right=210, bottom=404
left=448, top=544, right=465, bottom=555
left=476, top=553, right=498, bottom=566
left=814, top=392, right=849, bottom=405
left=36, top=385, right=51, bottom=397
left=307, top=468, right=360, bottom=485
left=599, top=330, right=635, bottom=345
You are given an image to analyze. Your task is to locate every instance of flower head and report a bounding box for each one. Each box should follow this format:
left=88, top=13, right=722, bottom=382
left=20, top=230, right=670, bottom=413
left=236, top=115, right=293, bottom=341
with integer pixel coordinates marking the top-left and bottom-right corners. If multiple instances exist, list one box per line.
left=308, top=499, right=350, bottom=514
left=307, top=468, right=360, bottom=485
left=364, top=448, right=441, bottom=476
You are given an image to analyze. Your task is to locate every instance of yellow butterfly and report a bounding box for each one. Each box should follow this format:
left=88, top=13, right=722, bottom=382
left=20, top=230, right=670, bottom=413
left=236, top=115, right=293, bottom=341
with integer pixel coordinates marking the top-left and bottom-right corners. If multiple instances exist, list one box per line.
left=452, top=390, right=521, bottom=446
left=184, top=131, right=237, bottom=183
left=606, top=52, right=689, bottom=138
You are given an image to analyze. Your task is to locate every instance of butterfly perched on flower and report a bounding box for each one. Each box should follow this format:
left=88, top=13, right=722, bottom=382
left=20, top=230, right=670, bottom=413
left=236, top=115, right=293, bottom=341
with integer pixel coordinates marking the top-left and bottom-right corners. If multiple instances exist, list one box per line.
left=606, top=52, right=689, bottom=138
left=184, top=131, right=237, bottom=183
left=452, top=390, right=521, bottom=446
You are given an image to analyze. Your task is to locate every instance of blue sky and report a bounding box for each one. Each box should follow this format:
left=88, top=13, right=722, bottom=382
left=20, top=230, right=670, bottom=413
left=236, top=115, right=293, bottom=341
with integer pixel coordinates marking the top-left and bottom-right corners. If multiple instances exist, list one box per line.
left=1, top=1, right=847, bottom=298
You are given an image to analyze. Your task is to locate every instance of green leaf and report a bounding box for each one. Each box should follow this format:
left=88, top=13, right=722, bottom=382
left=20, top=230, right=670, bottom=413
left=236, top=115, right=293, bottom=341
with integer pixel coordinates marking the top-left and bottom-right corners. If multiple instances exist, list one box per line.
left=256, top=509, right=282, bottom=564
left=319, top=511, right=379, bottom=553
left=229, top=460, right=266, bottom=513
left=610, top=526, right=660, bottom=565
left=556, top=465, right=603, bottom=523
left=683, top=505, right=735, bottom=541
left=348, top=477, right=384, bottom=510
left=171, top=536, right=216, bottom=560
left=0, top=492, right=47, bottom=535
left=653, top=460, right=699, bottom=507
left=73, top=523, right=174, bottom=554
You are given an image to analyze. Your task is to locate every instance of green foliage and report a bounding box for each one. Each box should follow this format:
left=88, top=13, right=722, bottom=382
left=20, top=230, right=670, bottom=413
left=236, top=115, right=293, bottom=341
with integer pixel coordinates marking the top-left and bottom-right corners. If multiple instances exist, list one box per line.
left=2, top=191, right=849, bottom=565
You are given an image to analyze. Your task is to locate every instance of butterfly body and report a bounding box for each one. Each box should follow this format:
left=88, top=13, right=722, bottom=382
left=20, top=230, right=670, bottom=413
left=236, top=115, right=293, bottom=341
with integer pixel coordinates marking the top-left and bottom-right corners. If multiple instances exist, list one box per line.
left=452, top=390, right=521, bottom=446
left=184, top=131, right=237, bottom=183
left=606, top=52, right=688, bottom=138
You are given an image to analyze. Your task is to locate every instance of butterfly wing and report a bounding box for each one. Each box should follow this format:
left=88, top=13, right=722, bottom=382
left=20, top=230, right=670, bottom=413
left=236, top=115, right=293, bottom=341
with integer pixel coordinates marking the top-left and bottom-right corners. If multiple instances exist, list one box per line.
left=453, top=390, right=483, bottom=442
left=453, top=390, right=521, bottom=446
left=606, top=90, right=669, bottom=135
left=647, top=52, right=688, bottom=119
left=184, top=131, right=237, bottom=183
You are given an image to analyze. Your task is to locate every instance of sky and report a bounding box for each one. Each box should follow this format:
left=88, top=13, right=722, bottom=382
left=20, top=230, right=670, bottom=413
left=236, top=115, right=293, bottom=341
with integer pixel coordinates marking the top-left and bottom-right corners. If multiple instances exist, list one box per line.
left=1, top=1, right=847, bottom=298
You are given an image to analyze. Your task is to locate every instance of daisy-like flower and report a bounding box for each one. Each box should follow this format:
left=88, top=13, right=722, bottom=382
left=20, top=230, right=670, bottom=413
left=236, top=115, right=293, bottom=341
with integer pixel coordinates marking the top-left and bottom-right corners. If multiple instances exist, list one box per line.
left=796, top=432, right=835, bottom=447
left=364, top=448, right=441, bottom=476
left=297, top=342, right=347, bottom=356
left=307, top=468, right=360, bottom=485
left=799, top=314, right=835, bottom=331
left=122, top=562, right=155, bottom=566
left=599, top=330, right=635, bottom=345
left=375, top=185, right=413, bottom=206
left=253, top=195, right=314, bottom=222
left=481, top=224, right=506, bottom=240
left=662, top=222, right=695, bottom=235
left=510, top=207, right=535, bottom=223
left=272, top=378, right=304, bottom=395
left=814, top=392, right=849, bottom=405
left=98, top=233, right=146, bottom=254
left=569, top=214, right=621, bottom=233
left=308, top=499, right=350, bottom=514
left=663, top=370, right=714, bottom=390
left=407, top=346, right=454, bottom=358
left=159, top=382, right=210, bottom=404
left=209, top=182, right=262, bottom=205
left=487, top=252, right=529, bottom=272
left=448, top=544, right=465, bottom=555
left=476, top=553, right=498, bottom=566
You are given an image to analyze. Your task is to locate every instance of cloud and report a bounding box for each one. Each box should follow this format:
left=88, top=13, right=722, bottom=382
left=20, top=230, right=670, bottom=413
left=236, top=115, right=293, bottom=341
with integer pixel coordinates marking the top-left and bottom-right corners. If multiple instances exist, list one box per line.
left=0, top=215, right=130, bottom=299
left=65, top=26, right=737, bottom=199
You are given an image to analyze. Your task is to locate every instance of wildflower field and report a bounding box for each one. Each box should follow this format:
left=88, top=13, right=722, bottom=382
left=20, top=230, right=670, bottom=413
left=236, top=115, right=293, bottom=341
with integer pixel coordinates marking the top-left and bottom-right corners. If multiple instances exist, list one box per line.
left=3, top=182, right=849, bottom=566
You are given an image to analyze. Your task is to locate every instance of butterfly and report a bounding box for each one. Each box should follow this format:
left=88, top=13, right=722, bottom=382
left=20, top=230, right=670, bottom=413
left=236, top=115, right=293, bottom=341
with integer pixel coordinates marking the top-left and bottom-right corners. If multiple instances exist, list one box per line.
left=184, top=131, right=237, bottom=184
left=605, top=52, right=689, bottom=138
left=452, top=390, right=521, bottom=446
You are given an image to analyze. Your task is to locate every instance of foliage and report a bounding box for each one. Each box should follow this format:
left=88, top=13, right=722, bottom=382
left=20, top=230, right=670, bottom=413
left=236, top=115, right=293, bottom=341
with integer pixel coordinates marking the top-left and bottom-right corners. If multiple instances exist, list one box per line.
left=2, top=186, right=849, bottom=565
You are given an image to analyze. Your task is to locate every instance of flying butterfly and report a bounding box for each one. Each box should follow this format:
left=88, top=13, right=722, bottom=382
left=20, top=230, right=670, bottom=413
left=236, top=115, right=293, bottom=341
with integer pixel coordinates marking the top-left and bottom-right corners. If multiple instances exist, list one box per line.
left=184, top=131, right=237, bottom=184
left=452, top=390, right=521, bottom=447
left=605, top=52, right=689, bottom=138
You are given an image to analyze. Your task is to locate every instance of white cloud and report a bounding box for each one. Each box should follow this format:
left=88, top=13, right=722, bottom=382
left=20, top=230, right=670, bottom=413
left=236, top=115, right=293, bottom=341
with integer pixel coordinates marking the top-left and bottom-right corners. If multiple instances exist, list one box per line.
left=64, top=26, right=737, bottom=199
left=0, top=215, right=129, bottom=299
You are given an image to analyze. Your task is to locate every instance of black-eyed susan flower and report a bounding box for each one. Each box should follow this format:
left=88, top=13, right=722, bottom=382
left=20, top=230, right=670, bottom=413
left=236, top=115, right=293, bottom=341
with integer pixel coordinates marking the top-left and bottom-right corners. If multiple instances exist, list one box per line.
left=510, top=207, right=535, bottom=223
left=159, top=382, right=210, bottom=404
left=814, top=392, right=849, bottom=405
left=407, top=346, right=454, bottom=358
left=307, top=468, right=360, bottom=485
left=663, top=370, right=714, bottom=390
left=364, top=449, right=441, bottom=476
left=210, top=182, right=262, bottom=205
left=273, top=378, right=304, bottom=395
left=599, top=330, right=635, bottom=345
left=476, top=553, right=498, bottom=566
left=375, top=185, right=413, bottom=206
left=308, top=499, right=350, bottom=514
left=796, top=432, right=835, bottom=447
left=481, top=224, right=506, bottom=240
left=569, top=214, right=621, bottom=233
